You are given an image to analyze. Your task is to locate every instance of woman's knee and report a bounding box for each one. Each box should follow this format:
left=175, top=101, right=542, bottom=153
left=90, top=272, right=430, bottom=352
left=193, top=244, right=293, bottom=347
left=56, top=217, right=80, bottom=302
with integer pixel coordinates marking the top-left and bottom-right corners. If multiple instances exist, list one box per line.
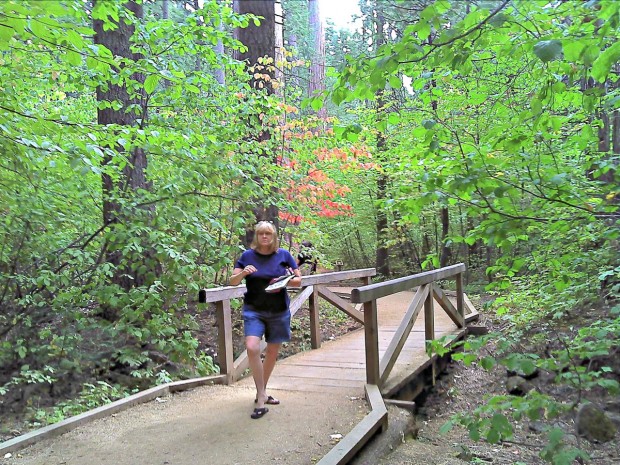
left=246, top=337, right=261, bottom=355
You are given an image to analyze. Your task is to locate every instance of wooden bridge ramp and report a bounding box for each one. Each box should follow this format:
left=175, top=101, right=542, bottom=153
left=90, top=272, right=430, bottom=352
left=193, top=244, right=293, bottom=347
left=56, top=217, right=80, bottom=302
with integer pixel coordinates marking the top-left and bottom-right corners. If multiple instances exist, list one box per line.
left=238, top=289, right=475, bottom=399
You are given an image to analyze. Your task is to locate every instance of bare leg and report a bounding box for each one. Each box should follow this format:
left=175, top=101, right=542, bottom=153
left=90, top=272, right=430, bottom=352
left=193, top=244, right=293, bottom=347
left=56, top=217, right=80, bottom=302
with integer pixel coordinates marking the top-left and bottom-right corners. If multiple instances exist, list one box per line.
left=246, top=336, right=266, bottom=408
left=262, top=342, right=281, bottom=400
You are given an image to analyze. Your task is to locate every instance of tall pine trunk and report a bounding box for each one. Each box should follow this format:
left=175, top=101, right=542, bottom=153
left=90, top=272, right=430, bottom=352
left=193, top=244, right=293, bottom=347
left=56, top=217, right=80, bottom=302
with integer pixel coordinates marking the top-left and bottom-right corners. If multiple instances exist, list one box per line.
left=374, top=9, right=390, bottom=277
left=308, top=0, right=326, bottom=121
left=94, top=1, right=157, bottom=320
left=234, top=1, right=280, bottom=244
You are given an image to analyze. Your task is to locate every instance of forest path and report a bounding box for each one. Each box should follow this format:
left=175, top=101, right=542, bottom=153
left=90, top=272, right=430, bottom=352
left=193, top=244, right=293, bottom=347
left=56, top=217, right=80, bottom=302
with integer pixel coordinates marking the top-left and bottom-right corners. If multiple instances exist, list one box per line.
left=2, top=383, right=368, bottom=465
left=2, top=291, right=463, bottom=465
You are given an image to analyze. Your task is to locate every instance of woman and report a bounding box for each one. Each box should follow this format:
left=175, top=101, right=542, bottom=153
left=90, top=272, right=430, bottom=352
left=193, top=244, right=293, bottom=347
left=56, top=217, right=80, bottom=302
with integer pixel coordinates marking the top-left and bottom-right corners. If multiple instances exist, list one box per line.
left=229, top=221, right=302, bottom=419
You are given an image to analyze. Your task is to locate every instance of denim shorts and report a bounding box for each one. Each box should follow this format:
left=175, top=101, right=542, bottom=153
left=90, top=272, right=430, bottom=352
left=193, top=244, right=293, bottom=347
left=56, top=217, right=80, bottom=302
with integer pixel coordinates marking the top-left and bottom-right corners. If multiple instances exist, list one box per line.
left=242, top=306, right=291, bottom=344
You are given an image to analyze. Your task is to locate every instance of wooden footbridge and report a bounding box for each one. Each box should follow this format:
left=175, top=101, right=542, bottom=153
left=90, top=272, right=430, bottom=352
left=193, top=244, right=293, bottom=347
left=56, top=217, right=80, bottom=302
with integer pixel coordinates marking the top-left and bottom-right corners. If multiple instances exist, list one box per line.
left=1, top=264, right=479, bottom=464
left=199, top=263, right=479, bottom=464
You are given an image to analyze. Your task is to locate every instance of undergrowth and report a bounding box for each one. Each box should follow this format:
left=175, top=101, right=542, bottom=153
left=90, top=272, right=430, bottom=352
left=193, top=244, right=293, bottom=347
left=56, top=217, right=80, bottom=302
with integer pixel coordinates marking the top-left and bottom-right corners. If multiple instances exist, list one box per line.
left=434, top=260, right=620, bottom=464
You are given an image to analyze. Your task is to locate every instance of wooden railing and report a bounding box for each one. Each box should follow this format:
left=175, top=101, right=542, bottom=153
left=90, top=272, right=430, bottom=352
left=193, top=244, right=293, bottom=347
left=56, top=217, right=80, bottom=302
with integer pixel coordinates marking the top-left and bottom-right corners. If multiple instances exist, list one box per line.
left=198, top=268, right=376, bottom=383
left=350, top=263, right=469, bottom=389
left=199, top=264, right=474, bottom=465
left=317, top=263, right=473, bottom=465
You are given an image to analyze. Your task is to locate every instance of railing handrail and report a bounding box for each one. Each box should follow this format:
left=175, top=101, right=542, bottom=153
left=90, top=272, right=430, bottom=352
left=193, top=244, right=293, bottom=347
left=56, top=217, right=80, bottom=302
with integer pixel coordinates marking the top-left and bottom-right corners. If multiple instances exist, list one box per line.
left=197, top=267, right=377, bottom=383
left=350, top=263, right=465, bottom=303
left=199, top=268, right=376, bottom=303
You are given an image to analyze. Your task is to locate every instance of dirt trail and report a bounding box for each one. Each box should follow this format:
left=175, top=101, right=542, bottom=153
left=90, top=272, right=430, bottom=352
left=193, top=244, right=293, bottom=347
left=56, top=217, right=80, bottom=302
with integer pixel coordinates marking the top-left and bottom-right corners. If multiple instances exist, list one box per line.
left=2, top=383, right=369, bottom=465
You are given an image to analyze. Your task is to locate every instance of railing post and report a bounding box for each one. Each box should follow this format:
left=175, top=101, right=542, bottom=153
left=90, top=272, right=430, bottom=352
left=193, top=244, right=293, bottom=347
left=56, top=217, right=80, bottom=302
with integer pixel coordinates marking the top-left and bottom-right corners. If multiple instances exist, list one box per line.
left=215, top=300, right=234, bottom=384
left=309, top=285, right=321, bottom=349
left=455, top=272, right=465, bottom=323
left=424, top=287, right=435, bottom=343
left=424, top=286, right=436, bottom=385
left=364, top=299, right=380, bottom=386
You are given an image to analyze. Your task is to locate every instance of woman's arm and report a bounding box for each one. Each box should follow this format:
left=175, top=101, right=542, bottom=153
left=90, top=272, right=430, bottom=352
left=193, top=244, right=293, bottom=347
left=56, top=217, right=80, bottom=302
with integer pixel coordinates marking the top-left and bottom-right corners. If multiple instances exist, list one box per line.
left=288, top=268, right=302, bottom=288
left=229, top=265, right=256, bottom=286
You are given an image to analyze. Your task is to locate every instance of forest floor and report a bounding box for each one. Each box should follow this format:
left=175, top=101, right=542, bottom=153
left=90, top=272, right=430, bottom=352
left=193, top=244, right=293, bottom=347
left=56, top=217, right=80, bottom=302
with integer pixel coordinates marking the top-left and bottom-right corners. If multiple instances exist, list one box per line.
left=364, top=305, right=620, bottom=465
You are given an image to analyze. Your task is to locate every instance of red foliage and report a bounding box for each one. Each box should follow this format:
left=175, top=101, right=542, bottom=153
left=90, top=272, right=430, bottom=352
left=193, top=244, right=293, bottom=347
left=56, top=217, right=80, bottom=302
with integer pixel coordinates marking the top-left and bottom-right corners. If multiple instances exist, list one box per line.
left=276, top=119, right=377, bottom=225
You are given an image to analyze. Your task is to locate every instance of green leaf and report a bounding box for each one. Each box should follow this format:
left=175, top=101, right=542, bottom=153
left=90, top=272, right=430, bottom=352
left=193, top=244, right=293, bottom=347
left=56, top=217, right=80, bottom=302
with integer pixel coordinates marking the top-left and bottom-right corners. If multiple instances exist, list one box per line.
left=0, top=23, right=14, bottom=43
left=488, top=413, right=512, bottom=443
left=480, top=356, right=496, bottom=370
left=348, top=123, right=362, bottom=134
left=311, top=97, right=323, bottom=111
left=186, top=84, right=200, bottom=94
left=66, top=29, right=85, bottom=50
left=533, top=40, right=563, bottom=62
left=439, top=420, right=454, bottom=434
left=388, top=75, right=402, bottom=89
left=582, top=44, right=600, bottom=66
left=422, top=119, right=436, bottom=129
left=462, top=353, right=477, bottom=365
left=468, top=423, right=480, bottom=441
left=387, top=113, right=400, bottom=125
left=417, top=22, right=430, bottom=41
left=592, top=41, right=620, bottom=82
left=66, top=50, right=82, bottom=66
left=29, top=18, right=52, bottom=41
left=489, top=13, right=508, bottom=27
left=144, top=75, right=160, bottom=95
left=563, top=41, right=584, bottom=62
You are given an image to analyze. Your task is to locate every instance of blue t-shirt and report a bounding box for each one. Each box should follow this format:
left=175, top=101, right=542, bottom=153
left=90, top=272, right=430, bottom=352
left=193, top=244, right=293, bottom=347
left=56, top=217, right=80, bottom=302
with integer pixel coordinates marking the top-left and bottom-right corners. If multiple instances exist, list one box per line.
left=235, top=248, right=298, bottom=312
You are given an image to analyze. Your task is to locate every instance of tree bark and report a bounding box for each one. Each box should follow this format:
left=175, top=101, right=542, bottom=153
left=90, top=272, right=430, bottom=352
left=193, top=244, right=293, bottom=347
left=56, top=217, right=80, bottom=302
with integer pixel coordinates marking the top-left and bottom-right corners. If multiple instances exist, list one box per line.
left=308, top=0, right=326, bottom=120
left=234, top=0, right=276, bottom=86
left=439, top=207, right=451, bottom=267
left=94, top=1, right=156, bottom=319
left=374, top=7, right=390, bottom=277
left=234, top=1, right=280, bottom=244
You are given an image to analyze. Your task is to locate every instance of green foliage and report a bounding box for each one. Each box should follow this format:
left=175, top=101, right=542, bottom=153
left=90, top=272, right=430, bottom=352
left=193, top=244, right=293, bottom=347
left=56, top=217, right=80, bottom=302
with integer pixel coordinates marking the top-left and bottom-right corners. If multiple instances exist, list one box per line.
left=1, top=3, right=619, bottom=460
left=444, top=273, right=619, bottom=462
left=29, top=381, right=133, bottom=428
left=0, top=0, right=277, bottom=419
left=446, top=389, right=572, bottom=446
left=329, top=0, right=619, bottom=278
left=540, top=428, right=590, bottom=464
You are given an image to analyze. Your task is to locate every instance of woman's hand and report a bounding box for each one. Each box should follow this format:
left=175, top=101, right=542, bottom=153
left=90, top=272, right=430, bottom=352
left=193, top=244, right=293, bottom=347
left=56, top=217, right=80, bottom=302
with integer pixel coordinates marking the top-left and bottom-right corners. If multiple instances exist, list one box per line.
left=288, top=269, right=302, bottom=288
left=229, top=265, right=257, bottom=286
left=243, top=265, right=257, bottom=276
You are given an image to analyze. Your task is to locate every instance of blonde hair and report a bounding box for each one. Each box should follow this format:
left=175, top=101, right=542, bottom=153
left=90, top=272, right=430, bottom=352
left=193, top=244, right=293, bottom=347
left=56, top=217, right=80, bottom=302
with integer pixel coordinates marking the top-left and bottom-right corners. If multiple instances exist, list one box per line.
left=250, top=221, right=279, bottom=253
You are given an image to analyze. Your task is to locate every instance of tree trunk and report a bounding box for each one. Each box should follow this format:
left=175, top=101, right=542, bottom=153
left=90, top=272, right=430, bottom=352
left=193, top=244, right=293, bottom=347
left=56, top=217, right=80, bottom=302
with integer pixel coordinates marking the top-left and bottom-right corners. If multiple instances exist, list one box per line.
left=355, top=228, right=371, bottom=267
left=234, top=1, right=280, bottom=244
left=374, top=7, right=390, bottom=277
left=584, top=74, right=617, bottom=188
left=212, top=0, right=225, bottom=84
left=422, top=222, right=432, bottom=262
left=94, top=1, right=156, bottom=319
left=234, top=0, right=276, bottom=84
left=439, top=207, right=451, bottom=267
left=606, top=67, right=619, bottom=189
left=375, top=172, right=390, bottom=276
left=308, top=0, right=326, bottom=120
